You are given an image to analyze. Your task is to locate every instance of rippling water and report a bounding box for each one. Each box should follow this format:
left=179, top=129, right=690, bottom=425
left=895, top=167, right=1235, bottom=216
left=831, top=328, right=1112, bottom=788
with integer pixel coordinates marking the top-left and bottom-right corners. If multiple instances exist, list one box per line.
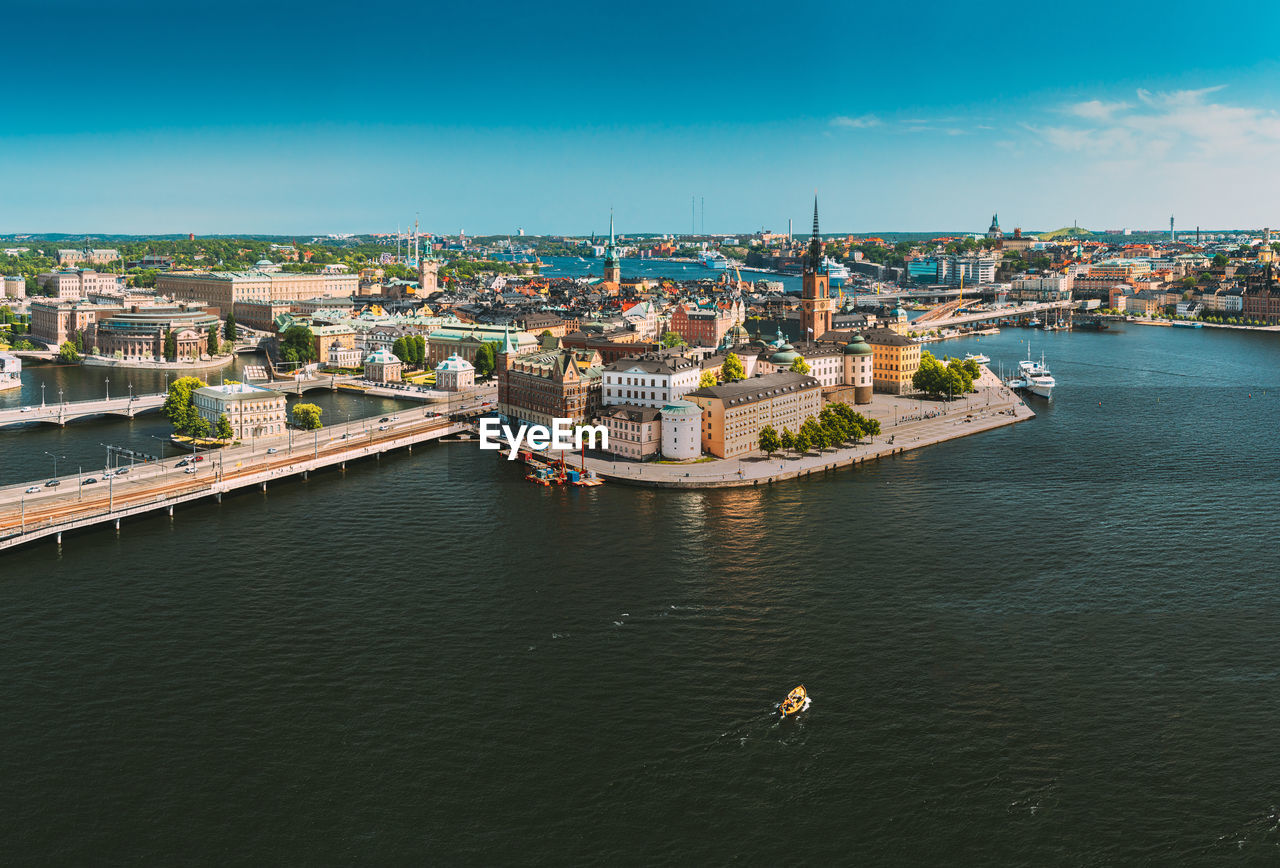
left=3, top=326, right=1280, bottom=863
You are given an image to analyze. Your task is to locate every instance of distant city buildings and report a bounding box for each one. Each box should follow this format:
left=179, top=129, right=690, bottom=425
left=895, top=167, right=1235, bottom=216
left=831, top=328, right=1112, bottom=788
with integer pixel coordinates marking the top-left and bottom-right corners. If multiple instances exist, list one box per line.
left=56, top=248, right=119, bottom=267
left=157, top=269, right=358, bottom=314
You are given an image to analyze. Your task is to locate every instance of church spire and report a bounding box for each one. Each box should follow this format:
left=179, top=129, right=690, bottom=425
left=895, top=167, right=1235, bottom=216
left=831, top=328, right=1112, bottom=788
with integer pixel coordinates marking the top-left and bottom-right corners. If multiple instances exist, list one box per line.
left=807, top=195, right=823, bottom=272
left=609, top=209, right=615, bottom=247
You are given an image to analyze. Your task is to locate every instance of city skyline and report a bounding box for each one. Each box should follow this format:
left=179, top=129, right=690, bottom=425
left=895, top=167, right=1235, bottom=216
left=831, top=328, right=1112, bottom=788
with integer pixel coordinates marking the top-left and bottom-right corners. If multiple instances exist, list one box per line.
left=8, top=0, right=1280, bottom=235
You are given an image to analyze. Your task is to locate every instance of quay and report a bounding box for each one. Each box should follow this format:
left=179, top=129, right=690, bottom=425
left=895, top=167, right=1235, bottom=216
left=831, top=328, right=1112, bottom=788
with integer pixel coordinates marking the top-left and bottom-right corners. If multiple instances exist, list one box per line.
left=0, top=410, right=466, bottom=553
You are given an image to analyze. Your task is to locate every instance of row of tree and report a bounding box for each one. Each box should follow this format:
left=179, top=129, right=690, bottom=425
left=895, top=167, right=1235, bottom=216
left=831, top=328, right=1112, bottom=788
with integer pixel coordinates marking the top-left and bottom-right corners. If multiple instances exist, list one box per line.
left=757, top=403, right=882, bottom=457
left=911, top=352, right=979, bottom=398
left=391, top=335, right=427, bottom=366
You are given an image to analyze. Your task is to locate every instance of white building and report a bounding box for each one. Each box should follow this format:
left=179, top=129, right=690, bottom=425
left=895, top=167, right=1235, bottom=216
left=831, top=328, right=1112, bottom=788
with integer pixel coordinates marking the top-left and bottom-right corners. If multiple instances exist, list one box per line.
left=327, top=344, right=362, bottom=368
left=937, top=255, right=997, bottom=286
left=192, top=383, right=287, bottom=440
left=660, top=401, right=701, bottom=460
left=601, top=353, right=701, bottom=408
left=435, top=353, right=475, bottom=391
left=0, top=352, right=20, bottom=391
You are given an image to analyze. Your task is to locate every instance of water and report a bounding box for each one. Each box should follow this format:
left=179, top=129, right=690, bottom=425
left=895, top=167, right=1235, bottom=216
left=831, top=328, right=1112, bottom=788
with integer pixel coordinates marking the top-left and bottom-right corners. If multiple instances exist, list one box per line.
left=3, top=325, right=1280, bottom=864
left=538, top=255, right=801, bottom=291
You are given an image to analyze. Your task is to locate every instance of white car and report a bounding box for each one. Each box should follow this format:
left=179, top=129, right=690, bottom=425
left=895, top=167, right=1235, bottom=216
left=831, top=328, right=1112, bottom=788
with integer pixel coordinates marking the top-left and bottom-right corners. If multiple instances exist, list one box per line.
left=184, top=466, right=198, bottom=474
left=266, top=447, right=278, bottom=454
left=25, top=486, right=40, bottom=494
left=19, top=406, right=32, bottom=413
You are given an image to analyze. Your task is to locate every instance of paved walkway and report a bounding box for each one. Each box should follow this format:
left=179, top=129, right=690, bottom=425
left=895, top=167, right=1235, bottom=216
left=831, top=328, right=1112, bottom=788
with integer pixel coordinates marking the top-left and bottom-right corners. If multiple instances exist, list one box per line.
left=579, top=367, right=1035, bottom=488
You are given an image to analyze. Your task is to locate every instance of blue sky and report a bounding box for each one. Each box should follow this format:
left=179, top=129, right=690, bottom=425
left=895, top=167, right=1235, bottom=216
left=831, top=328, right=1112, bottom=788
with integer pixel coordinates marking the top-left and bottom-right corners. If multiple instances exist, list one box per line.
left=7, top=0, right=1280, bottom=235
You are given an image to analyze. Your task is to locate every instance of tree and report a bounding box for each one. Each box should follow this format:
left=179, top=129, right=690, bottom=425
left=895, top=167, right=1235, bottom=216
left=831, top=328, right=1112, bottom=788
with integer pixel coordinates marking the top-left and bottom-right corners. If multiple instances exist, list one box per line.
left=164, top=329, right=177, bottom=361
left=795, top=427, right=812, bottom=455
left=758, top=425, right=780, bottom=457
left=780, top=427, right=795, bottom=454
left=292, top=402, right=323, bottom=430
left=392, top=336, right=410, bottom=363
left=722, top=351, right=745, bottom=381
left=215, top=413, right=234, bottom=441
left=801, top=416, right=825, bottom=451
left=280, top=325, right=317, bottom=363
left=789, top=356, right=811, bottom=375
left=698, top=370, right=718, bottom=388
left=162, top=376, right=207, bottom=435
left=224, top=312, right=238, bottom=341
left=661, top=330, right=686, bottom=348
left=188, top=415, right=211, bottom=439
left=57, top=341, right=81, bottom=364
left=473, top=343, right=498, bottom=378
left=413, top=335, right=426, bottom=365
left=207, top=323, right=220, bottom=356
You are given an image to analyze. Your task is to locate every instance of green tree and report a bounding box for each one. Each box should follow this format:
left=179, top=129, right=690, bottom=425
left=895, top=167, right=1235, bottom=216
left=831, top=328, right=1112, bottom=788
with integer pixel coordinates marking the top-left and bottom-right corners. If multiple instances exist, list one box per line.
left=207, top=323, right=220, bottom=356
left=224, top=311, right=238, bottom=341
left=57, top=341, right=81, bottom=364
left=758, top=424, right=780, bottom=457
left=795, top=427, right=812, bottom=455
left=164, top=329, right=177, bottom=361
left=789, top=356, right=811, bottom=375
left=473, top=343, right=496, bottom=378
left=780, top=427, right=795, bottom=454
left=215, top=413, right=234, bottom=441
left=698, top=370, right=718, bottom=388
left=722, top=351, right=745, bottom=381
left=661, top=330, right=686, bottom=348
left=188, top=415, right=211, bottom=439
left=291, top=402, right=323, bottom=430
left=279, top=325, right=316, bottom=363
left=392, top=336, right=410, bottom=363
left=413, top=335, right=426, bottom=365
left=162, top=376, right=208, bottom=435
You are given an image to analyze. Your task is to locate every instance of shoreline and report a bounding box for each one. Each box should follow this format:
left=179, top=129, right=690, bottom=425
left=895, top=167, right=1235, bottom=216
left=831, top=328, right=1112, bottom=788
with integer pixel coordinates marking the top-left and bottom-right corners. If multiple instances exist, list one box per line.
left=80, top=354, right=238, bottom=372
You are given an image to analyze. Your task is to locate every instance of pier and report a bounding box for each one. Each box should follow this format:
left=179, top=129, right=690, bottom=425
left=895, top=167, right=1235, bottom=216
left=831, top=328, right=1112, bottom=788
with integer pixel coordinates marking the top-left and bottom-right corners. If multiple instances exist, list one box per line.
left=0, top=411, right=466, bottom=552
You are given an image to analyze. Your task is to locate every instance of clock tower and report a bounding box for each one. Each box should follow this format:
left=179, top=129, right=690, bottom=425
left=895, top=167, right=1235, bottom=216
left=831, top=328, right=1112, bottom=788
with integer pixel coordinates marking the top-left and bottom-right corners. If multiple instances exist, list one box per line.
left=800, top=196, right=833, bottom=340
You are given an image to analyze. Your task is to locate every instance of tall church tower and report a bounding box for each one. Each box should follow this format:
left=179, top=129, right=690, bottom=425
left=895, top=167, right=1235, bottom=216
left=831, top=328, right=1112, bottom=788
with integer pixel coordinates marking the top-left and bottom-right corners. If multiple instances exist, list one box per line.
left=603, top=211, right=621, bottom=284
left=799, top=196, right=833, bottom=341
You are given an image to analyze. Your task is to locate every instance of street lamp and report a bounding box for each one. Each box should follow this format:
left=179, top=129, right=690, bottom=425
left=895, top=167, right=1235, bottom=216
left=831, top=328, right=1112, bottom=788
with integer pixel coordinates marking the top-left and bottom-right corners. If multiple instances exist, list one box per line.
left=40, top=382, right=45, bottom=409
left=105, top=377, right=110, bottom=401
left=43, top=451, right=66, bottom=481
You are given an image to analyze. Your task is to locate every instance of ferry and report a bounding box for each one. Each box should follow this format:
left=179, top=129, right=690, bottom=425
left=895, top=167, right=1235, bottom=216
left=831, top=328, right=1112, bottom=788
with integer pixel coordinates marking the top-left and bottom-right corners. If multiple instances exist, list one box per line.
left=822, top=256, right=850, bottom=289
left=964, top=352, right=991, bottom=365
left=1171, top=320, right=1203, bottom=329
left=699, top=250, right=730, bottom=270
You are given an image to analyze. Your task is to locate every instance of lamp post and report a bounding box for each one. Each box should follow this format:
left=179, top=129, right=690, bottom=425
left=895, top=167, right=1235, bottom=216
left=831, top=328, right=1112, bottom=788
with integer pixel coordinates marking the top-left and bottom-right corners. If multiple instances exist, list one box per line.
left=43, top=451, right=65, bottom=482
left=105, top=377, right=110, bottom=401
left=40, top=382, right=45, bottom=409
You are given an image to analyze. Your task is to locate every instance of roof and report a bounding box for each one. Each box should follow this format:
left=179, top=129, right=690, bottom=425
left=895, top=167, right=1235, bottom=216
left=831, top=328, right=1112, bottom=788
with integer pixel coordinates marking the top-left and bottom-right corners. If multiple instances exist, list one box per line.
left=603, top=403, right=663, bottom=423
left=365, top=348, right=401, bottom=364
left=863, top=327, right=916, bottom=347
left=193, top=382, right=283, bottom=401
left=602, top=353, right=696, bottom=374
left=685, top=372, right=820, bottom=406
left=436, top=353, right=474, bottom=372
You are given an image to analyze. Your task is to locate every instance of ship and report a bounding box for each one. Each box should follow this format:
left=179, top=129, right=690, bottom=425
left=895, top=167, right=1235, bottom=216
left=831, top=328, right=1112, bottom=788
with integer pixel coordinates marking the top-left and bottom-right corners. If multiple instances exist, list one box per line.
left=822, top=256, right=850, bottom=289
left=964, top=352, right=991, bottom=365
left=1007, top=347, right=1055, bottom=399
left=699, top=250, right=730, bottom=270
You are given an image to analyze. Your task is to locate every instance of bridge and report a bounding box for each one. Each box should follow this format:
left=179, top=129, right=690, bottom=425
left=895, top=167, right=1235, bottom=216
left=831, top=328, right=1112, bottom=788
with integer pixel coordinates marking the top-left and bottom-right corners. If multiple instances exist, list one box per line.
left=0, top=374, right=362, bottom=429
left=0, top=410, right=469, bottom=553
left=910, top=300, right=1074, bottom=332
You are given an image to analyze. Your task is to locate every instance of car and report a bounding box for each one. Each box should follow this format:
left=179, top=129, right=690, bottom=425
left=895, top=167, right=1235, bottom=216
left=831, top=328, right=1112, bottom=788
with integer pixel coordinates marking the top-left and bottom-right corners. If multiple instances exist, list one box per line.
left=82, top=477, right=97, bottom=485
left=379, top=417, right=390, bottom=423
left=192, top=455, right=204, bottom=462
left=45, top=479, right=60, bottom=487
left=25, top=486, right=40, bottom=494
left=390, top=416, right=399, bottom=421
left=114, top=467, right=129, bottom=475
left=378, top=425, right=388, bottom=431
left=184, top=467, right=198, bottom=474
left=266, top=447, right=278, bottom=454
left=19, top=406, right=31, bottom=413
left=175, top=459, right=189, bottom=467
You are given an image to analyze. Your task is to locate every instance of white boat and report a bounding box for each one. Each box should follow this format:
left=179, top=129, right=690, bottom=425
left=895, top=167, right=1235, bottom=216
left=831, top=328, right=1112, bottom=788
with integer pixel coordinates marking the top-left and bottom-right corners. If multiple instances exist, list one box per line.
left=964, top=352, right=991, bottom=364
left=1011, top=347, right=1055, bottom=399
left=699, top=251, right=730, bottom=270
left=822, top=256, right=850, bottom=288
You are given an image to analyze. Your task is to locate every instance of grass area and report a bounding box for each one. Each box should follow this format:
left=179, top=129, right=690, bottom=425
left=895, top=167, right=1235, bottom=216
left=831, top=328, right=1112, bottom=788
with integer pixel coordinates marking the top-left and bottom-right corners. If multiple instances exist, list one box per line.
left=655, top=456, right=718, bottom=465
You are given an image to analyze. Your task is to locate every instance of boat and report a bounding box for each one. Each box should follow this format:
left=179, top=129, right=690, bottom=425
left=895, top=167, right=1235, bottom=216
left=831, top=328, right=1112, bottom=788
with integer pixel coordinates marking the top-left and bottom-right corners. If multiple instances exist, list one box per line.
left=1027, top=317, right=1041, bottom=328
left=964, top=352, right=991, bottom=365
left=779, top=685, right=808, bottom=717
left=1172, top=320, right=1203, bottom=329
left=699, top=250, right=730, bottom=270
left=822, top=256, right=849, bottom=288
left=1010, top=347, right=1055, bottom=399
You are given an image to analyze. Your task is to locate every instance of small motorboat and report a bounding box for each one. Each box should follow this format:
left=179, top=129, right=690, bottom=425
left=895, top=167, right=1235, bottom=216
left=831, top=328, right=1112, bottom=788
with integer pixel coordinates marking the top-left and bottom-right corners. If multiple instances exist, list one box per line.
left=779, top=685, right=808, bottom=717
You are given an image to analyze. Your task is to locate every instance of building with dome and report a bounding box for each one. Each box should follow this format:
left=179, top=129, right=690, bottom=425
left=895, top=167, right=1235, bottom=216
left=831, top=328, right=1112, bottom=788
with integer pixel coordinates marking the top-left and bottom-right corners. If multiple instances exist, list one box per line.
left=841, top=334, right=874, bottom=404
left=986, top=213, right=1003, bottom=240
left=435, top=353, right=475, bottom=392
left=364, top=347, right=403, bottom=383
left=659, top=400, right=702, bottom=460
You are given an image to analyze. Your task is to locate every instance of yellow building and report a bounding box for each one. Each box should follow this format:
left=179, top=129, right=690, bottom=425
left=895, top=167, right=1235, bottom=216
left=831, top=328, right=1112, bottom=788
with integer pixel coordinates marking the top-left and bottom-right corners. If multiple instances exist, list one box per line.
left=865, top=328, right=921, bottom=394
left=684, top=372, right=821, bottom=458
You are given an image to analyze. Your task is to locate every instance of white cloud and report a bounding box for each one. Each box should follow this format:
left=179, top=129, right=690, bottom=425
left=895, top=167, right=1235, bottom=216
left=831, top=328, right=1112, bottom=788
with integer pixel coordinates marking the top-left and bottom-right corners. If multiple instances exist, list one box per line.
left=830, top=114, right=881, bottom=129
left=1067, top=99, right=1131, bottom=120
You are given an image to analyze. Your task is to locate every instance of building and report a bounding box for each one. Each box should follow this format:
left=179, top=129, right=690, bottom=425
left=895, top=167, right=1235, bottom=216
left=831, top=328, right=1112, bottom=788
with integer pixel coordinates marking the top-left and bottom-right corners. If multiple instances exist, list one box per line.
left=364, top=348, right=403, bottom=383
left=36, top=270, right=124, bottom=300
left=233, top=300, right=295, bottom=332
left=937, top=255, right=997, bottom=286
left=559, top=331, right=660, bottom=363
left=986, top=214, right=1003, bottom=240
left=327, top=344, right=362, bottom=368
left=603, top=404, right=662, bottom=460
left=158, top=270, right=358, bottom=313
left=435, top=353, right=475, bottom=391
left=668, top=299, right=745, bottom=347
left=0, top=352, right=20, bottom=391
left=426, top=323, right=537, bottom=365
left=603, top=213, right=621, bottom=285
left=659, top=401, right=702, bottom=460
left=3, top=276, right=25, bottom=299
left=601, top=352, right=700, bottom=408
left=757, top=340, right=843, bottom=387
left=684, top=372, right=822, bottom=459
left=799, top=198, right=834, bottom=340
left=94, top=303, right=220, bottom=361
left=28, top=299, right=121, bottom=346
left=864, top=328, right=921, bottom=394
left=497, top=348, right=602, bottom=428
left=192, top=383, right=286, bottom=440
left=841, top=333, right=874, bottom=404
left=1010, top=275, right=1072, bottom=301
left=56, top=248, right=119, bottom=267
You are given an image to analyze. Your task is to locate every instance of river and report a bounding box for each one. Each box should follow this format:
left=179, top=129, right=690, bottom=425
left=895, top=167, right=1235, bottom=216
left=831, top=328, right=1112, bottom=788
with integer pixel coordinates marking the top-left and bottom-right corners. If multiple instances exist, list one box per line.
left=2, top=325, right=1280, bottom=863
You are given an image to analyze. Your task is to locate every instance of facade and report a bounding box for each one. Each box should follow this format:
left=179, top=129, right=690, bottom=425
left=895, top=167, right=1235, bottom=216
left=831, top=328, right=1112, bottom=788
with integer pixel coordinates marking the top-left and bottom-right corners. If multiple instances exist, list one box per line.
left=37, top=270, right=124, bottom=300
left=4, top=276, right=26, bottom=299
left=603, top=404, right=662, bottom=460
left=668, top=299, right=745, bottom=347
left=601, top=353, right=700, bottom=408
left=327, top=345, right=362, bottom=368
left=233, top=300, right=295, bottom=332
left=497, top=348, right=602, bottom=428
left=158, top=270, right=359, bottom=312
left=659, top=401, right=702, bottom=460
left=0, top=352, right=20, bottom=390
left=435, top=353, right=475, bottom=391
left=758, top=340, right=843, bottom=387
left=799, top=198, right=834, bottom=340
left=28, top=299, right=121, bottom=346
left=841, top=334, right=874, bottom=404
left=865, top=328, right=921, bottom=394
left=364, top=348, right=403, bottom=383
left=937, top=255, right=997, bottom=286
left=192, top=383, right=286, bottom=440
left=426, top=323, right=536, bottom=365
left=684, top=372, right=822, bottom=459
left=94, top=304, right=219, bottom=361
left=56, top=248, right=119, bottom=267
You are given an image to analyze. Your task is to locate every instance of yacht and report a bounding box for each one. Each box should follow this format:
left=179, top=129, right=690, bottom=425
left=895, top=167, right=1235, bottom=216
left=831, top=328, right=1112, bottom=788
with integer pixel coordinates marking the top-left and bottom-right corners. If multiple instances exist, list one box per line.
left=964, top=352, right=991, bottom=365
left=1009, top=347, right=1055, bottom=399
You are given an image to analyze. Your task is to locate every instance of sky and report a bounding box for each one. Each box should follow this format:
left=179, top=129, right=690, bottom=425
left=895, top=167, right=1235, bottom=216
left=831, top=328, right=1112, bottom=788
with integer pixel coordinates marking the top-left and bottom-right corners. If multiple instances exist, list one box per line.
left=7, top=0, right=1280, bottom=236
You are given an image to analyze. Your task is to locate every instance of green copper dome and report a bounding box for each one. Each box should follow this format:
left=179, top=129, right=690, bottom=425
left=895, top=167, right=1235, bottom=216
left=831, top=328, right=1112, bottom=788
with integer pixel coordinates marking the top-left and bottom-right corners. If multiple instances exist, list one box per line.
left=770, top=342, right=799, bottom=365
left=843, top=334, right=872, bottom=356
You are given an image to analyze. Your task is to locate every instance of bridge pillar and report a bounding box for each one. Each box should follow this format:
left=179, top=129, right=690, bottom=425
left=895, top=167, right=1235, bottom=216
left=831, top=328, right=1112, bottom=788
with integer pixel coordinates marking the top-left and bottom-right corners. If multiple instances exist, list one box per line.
left=115, top=519, right=120, bottom=532
left=56, top=532, right=62, bottom=544
left=216, top=492, right=222, bottom=503
left=168, top=505, right=174, bottom=517
left=303, top=470, right=308, bottom=480
left=261, top=482, right=267, bottom=492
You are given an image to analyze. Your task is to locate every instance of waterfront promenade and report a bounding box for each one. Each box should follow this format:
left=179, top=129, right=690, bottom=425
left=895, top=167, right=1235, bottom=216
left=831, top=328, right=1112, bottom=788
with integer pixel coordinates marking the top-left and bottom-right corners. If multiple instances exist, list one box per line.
left=581, top=367, right=1034, bottom=488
